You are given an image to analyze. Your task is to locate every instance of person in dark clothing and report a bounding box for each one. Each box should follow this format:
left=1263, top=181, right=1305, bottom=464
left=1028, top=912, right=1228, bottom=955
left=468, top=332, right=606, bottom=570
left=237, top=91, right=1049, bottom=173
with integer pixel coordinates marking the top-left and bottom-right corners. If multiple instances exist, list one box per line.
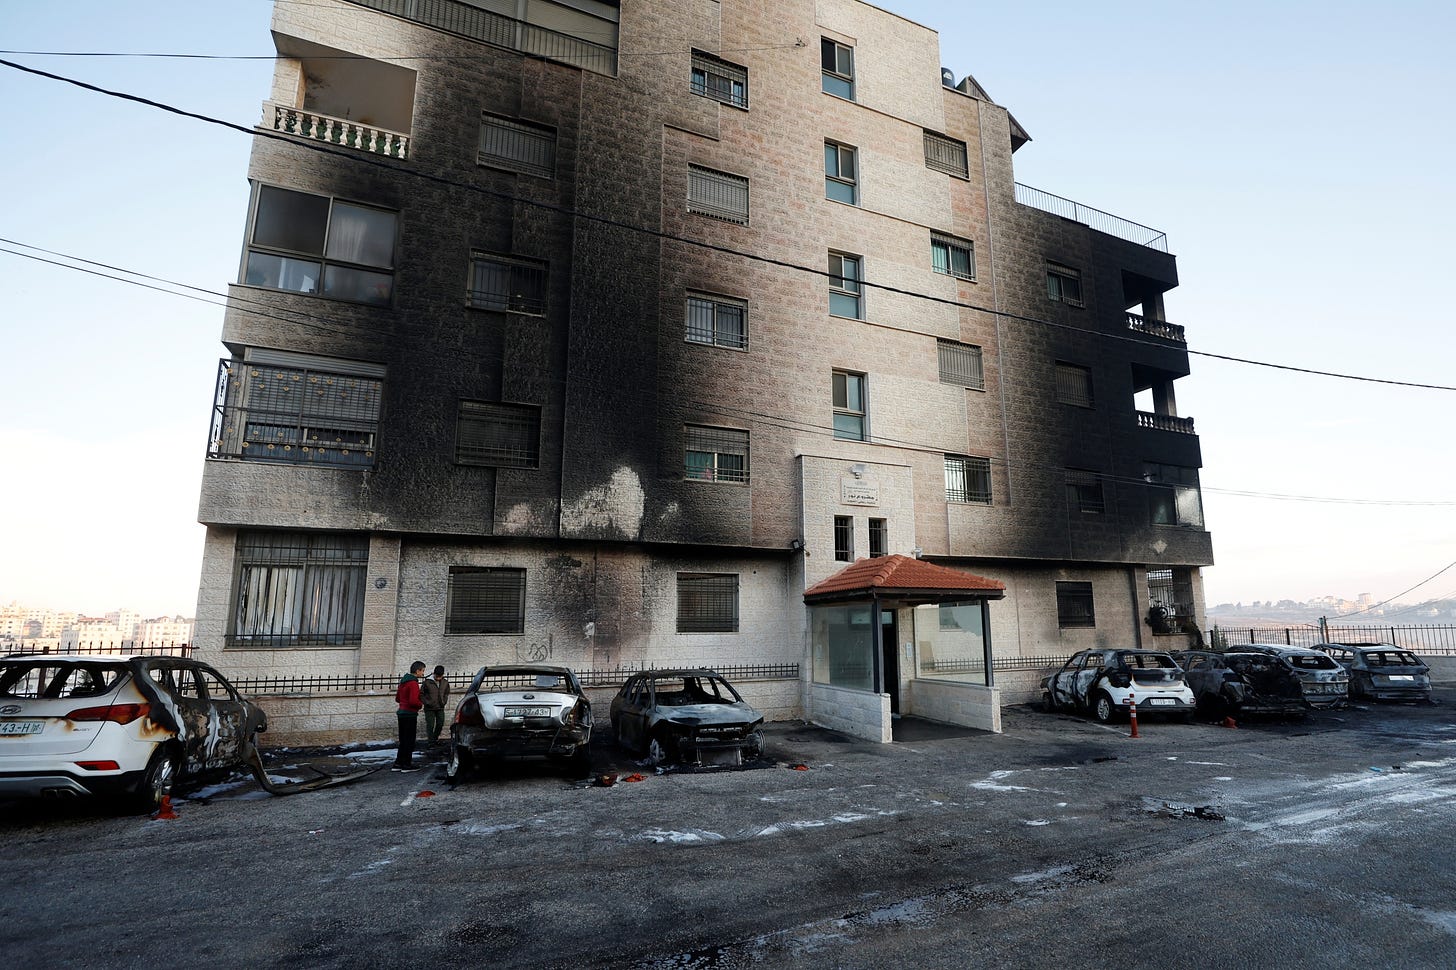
left=421, top=664, right=451, bottom=745
left=394, top=660, right=426, bottom=771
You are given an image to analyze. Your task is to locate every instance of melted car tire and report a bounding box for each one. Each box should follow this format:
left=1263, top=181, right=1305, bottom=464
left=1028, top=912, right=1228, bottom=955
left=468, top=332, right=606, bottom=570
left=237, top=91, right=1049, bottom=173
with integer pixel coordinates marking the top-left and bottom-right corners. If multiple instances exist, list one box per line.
left=133, top=748, right=178, bottom=814
left=1042, top=693, right=1058, bottom=713
left=646, top=735, right=671, bottom=767
left=1093, top=692, right=1117, bottom=724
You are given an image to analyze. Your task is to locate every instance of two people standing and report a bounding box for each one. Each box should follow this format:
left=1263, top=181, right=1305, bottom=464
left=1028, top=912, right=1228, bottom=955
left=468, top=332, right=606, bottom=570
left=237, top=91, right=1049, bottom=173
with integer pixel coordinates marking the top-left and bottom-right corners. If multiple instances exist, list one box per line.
left=394, top=661, right=451, bottom=771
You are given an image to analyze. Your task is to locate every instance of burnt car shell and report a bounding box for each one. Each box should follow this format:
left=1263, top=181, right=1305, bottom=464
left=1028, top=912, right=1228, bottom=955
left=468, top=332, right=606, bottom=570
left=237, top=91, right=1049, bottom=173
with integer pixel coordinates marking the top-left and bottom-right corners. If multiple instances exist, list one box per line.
left=1243, top=645, right=1349, bottom=708
left=1041, top=649, right=1195, bottom=723
left=1318, top=643, right=1432, bottom=702
left=610, top=669, right=763, bottom=767
left=446, top=664, right=592, bottom=780
left=1174, top=649, right=1306, bottom=716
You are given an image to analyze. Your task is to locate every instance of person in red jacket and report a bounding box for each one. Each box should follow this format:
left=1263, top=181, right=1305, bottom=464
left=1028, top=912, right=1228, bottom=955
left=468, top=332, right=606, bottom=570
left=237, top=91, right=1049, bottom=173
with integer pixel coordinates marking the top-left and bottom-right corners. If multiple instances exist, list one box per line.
left=393, top=660, right=427, bottom=771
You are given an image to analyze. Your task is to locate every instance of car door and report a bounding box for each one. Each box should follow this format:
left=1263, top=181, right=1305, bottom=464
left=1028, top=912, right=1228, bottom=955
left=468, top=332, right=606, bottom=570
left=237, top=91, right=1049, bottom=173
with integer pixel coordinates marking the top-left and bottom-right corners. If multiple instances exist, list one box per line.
left=616, top=677, right=648, bottom=749
left=1072, top=652, right=1106, bottom=709
left=194, top=664, right=252, bottom=769
left=166, top=664, right=214, bottom=773
left=1048, top=653, right=1086, bottom=708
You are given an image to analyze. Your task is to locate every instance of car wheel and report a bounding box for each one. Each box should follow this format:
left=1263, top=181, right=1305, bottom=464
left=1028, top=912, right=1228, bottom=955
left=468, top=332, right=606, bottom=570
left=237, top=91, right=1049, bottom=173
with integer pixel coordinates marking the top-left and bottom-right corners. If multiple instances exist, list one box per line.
left=1093, top=692, right=1117, bottom=724
left=444, top=744, right=473, bottom=782
left=646, top=735, right=672, bottom=767
left=568, top=744, right=592, bottom=778
left=1042, top=692, right=1058, bottom=713
left=133, top=748, right=179, bottom=813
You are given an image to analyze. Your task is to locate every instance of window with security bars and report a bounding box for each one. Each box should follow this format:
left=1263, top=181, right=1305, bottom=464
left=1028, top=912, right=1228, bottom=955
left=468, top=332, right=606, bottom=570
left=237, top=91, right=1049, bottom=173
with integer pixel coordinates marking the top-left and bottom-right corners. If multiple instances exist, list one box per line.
left=945, top=454, right=992, bottom=504
left=1056, top=581, right=1096, bottom=628
left=821, top=38, right=855, bottom=100
left=834, top=515, right=854, bottom=561
left=923, top=131, right=969, bottom=177
left=1047, top=263, right=1084, bottom=307
left=1066, top=469, right=1106, bottom=514
left=691, top=50, right=748, bottom=108
left=211, top=355, right=384, bottom=468
left=1145, top=463, right=1204, bottom=528
left=478, top=113, right=556, bottom=178
left=676, top=573, right=739, bottom=633
left=456, top=401, right=540, bottom=468
left=230, top=531, right=368, bottom=646
left=687, top=165, right=749, bottom=224
left=937, top=340, right=984, bottom=390
left=1147, top=567, right=1195, bottom=624
left=684, top=425, right=749, bottom=483
left=931, top=232, right=975, bottom=281
left=869, top=518, right=887, bottom=558
left=1055, top=362, right=1094, bottom=407
left=468, top=253, right=547, bottom=315
left=446, top=567, right=526, bottom=635
left=685, top=293, right=747, bottom=349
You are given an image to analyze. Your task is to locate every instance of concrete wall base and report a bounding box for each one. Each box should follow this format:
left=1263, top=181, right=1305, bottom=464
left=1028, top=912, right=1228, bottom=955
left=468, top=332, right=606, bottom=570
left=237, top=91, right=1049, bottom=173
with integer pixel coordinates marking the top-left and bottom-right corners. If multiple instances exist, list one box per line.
left=907, top=679, right=1002, bottom=733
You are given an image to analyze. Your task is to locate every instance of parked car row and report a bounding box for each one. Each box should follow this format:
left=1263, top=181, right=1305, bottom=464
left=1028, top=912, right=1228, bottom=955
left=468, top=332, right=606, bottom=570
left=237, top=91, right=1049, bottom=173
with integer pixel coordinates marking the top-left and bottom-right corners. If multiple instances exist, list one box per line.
left=1041, top=642, right=1434, bottom=724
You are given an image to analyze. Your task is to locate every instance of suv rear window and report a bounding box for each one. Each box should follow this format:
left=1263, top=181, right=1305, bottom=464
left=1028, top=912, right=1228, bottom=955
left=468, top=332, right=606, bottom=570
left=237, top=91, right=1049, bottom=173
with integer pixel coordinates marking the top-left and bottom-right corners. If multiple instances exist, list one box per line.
left=0, top=661, right=127, bottom=699
left=1364, top=651, right=1421, bottom=667
left=1286, top=653, right=1339, bottom=670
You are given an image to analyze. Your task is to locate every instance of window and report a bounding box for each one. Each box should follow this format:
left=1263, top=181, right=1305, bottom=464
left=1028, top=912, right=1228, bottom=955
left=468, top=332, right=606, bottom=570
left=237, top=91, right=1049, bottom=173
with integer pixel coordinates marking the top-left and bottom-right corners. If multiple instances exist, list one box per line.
left=456, top=401, right=540, bottom=468
left=230, top=531, right=368, bottom=646
left=834, top=515, right=854, bottom=562
left=923, top=131, right=969, bottom=177
left=832, top=370, right=867, bottom=441
left=828, top=252, right=863, bottom=318
left=684, top=425, right=749, bottom=483
left=677, top=573, right=739, bottom=633
left=932, top=232, right=975, bottom=281
left=937, top=340, right=985, bottom=390
left=446, top=567, right=526, bottom=635
left=468, top=253, right=547, bottom=315
left=868, top=518, right=887, bottom=558
left=1145, top=463, right=1204, bottom=528
left=243, top=185, right=397, bottom=306
left=1147, top=567, right=1195, bottom=630
left=821, top=38, right=854, bottom=100
left=687, top=165, right=749, bottom=224
left=824, top=141, right=858, bottom=204
left=210, top=351, right=385, bottom=468
left=1056, top=581, right=1096, bottom=628
left=1047, top=263, right=1084, bottom=307
left=1055, top=362, right=1094, bottom=408
left=478, top=113, right=556, bottom=178
left=685, top=293, right=747, bottom=350
left=945, top=455, right=991, bottom=504
left=691, top=50, right=748, bottom=108
left=1066, top=469, right=1105, bottom=515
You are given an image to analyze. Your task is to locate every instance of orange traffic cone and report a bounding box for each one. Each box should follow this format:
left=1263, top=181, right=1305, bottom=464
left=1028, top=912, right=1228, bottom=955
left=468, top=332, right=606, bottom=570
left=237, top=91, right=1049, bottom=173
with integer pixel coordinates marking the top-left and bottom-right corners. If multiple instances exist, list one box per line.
left=152, top=795, right=179, bottom=820
left=1222, top=716, right=1237, bottom=729
left=1127, top=697, right=1140, bottom=738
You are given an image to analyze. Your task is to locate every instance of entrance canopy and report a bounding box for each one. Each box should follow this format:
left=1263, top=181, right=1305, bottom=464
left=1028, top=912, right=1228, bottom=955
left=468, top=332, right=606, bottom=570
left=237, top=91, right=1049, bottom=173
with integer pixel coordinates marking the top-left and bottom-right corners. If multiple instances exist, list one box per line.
left=804, top=554, right=1006, bottom=606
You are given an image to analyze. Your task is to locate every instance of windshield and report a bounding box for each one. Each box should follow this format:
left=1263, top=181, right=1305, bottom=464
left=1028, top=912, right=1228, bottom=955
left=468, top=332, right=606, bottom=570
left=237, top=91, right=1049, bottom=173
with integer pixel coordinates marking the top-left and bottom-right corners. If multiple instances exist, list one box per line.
left=1285, top=653, right=1340, bottom=671
left=0, top=661, right=127, bottom=699
left=651, top=675, right=742, bottom=706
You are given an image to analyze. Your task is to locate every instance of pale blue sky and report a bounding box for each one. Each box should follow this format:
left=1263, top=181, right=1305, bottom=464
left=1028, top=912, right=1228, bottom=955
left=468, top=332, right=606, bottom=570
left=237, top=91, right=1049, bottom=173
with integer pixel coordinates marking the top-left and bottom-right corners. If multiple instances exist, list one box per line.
left=1, top=1, right=1452, bottom=616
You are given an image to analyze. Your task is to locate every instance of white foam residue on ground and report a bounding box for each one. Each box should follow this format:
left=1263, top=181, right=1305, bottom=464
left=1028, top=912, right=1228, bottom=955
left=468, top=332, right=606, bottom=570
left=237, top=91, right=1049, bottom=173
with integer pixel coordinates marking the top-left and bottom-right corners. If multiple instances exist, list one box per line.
left=349, top=859, right=393, bottom=878
left=1186, top=761, right=1229, bottom=766
left=1215, top=776, right=1233, bottom=781
left=638, top=828, right=726, bottom=844
left=971, top=770, right=1033, bottom=792
left=449, top=821, right=521, bottom=837
left=1024, top=819, right=1051, bottom=826
left=1010, top=864, right=1074, bottom=885
left=1420, top=910, right=1456, bottom=936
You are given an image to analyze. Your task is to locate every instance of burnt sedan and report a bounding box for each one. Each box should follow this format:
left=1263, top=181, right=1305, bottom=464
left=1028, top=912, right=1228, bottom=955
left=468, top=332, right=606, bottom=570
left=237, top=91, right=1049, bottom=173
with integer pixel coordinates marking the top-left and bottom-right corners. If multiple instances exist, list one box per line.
left=610, top=669, right=764, bottom=767
left=444, top=665, right=592, bottom=781
left=1042, top=649, right=1195, bottom=723
left=1317, top=643, right=1433, bottom=703
left=1243, top=645, right=1349, bottom=709
left=1174, top=649, right=1307, bottom=717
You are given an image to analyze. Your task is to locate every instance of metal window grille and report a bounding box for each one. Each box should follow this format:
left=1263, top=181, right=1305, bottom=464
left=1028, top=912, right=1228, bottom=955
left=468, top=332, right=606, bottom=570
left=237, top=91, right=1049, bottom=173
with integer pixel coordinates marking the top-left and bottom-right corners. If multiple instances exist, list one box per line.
left=1055, top=362, right=1094, bottom=407
left=868, top=518, right=887, bottom=558
left=1047, top=263, right=1084, bottom=307
left=945, top=455, right=992, bottom=504
left=1056, top=581, right=1096, bottom=628
left=690, top=50, right=748, bottom=108
left=825, top=142, right=857, bottom=204
left=931, top=232, right=975, bottom=280
left=469, top=253, right=548, bottom=315
left=1066, top=469, right=1106, bottom=514
left=684, top=425, right=749, bottom=483
left=937, top=340, right=984, bottom=390
left=676, top=573, right=739, bottom=633
left=820, top=38, right=854, bottom=99
left=446, top=567, right=526, bottom=635
left=210, top=357, right=383, bottom=468
left=834, top=515, right=854, bottom=561
left=478, top=114, right=556, bottom=178
left=832, top=370, right=867, bottom=441
left=685, top=294, right=748, bottom=349
left=1147, top=567, right=1194, bottom=620
left=687, top=165, right=749, bottom=224
left=828, top=252, right=863, bottom=318
left=229, top=531, right=368, bottom=646
left=456, top=401, right=540, bottom=468
left=923, top=131, right=969, bottom=177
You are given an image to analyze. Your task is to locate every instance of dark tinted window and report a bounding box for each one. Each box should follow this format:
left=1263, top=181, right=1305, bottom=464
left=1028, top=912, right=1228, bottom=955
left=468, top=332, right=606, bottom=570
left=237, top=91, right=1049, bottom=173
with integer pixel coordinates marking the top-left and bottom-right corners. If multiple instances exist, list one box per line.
left=0, top=662, right=125, bottom=699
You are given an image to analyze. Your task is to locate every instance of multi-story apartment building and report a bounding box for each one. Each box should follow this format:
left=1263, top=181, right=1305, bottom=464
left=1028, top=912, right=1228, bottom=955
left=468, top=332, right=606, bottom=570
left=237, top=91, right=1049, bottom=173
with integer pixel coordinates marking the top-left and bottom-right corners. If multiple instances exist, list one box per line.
left=193, top=0, right=1212, bottom=741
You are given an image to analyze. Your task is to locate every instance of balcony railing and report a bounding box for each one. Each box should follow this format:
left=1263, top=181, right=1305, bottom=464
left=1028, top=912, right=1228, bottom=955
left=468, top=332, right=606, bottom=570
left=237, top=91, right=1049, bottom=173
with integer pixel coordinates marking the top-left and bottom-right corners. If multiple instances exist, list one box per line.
left=1137, top=411, right=1196, bottom=435
left=1015, top=183, right=1169, bottom=252
left=1126, top=312, right=1186, bottom=344
left=263, top=102, right=410, bottom=159
left=343, top=0, right=618, bottom=76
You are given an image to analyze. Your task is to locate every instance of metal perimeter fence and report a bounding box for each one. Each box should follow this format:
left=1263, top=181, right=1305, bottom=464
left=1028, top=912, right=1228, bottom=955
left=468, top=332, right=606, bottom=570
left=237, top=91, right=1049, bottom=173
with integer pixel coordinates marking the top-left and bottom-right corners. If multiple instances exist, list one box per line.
left=1210, top=623, right=1456, bottom=655
left=226, top=663, right=801, bottom=696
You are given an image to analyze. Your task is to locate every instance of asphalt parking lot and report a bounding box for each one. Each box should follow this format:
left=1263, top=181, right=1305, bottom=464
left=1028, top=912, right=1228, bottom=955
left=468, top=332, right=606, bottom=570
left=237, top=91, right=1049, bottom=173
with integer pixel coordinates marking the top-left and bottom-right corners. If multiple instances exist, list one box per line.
left=5, top=693, right=1456, bottom=969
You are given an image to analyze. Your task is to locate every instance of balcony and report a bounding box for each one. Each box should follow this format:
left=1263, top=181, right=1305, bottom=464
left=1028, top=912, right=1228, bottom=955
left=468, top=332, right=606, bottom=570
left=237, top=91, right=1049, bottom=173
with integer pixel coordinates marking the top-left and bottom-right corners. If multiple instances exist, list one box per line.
left=1126, top=312, right=1185, bottom=344
left=263, top=102, right=410, bottom=159
left=1137, top=411, right=1196, bottom=435
left=1015, top=183, right=1169, bottom=252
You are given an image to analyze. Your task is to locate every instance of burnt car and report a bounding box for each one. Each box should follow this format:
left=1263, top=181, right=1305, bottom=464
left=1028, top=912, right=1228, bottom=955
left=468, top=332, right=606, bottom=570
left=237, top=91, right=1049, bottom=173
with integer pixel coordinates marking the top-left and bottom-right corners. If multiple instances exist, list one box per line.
left=444, top=664, right=592, bottom=781
left=1042, top=649, right=1195, bottom=723
left=1173, top=649, right=1307, bottom=717
left=1316, top=642, right=1433, bottom=703
left=0, top=654, right=267, bottom=811
left=610, top=669, right=764, bottom=766
left=1242, top=644, right=1349, bottom=708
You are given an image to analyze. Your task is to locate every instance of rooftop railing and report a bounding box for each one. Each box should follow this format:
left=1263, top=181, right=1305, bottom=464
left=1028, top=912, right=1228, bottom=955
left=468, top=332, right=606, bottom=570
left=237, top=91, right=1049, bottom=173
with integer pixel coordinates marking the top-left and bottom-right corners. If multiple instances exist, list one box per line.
left=1015, top=183, right=1169, bottom=252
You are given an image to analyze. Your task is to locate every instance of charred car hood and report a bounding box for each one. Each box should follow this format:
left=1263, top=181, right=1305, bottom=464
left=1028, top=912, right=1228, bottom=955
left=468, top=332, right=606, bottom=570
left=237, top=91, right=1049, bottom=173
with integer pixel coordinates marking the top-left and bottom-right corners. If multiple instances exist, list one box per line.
left=653, top=703, right=760, bottom=727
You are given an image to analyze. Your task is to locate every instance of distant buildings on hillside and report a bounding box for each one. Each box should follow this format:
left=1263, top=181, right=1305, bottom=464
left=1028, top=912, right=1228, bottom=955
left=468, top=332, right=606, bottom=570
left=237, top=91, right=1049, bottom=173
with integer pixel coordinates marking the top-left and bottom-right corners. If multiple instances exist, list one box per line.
left=0, top=602, right=194, bottom=650
left=1209, top=595, right=1454, bottom=622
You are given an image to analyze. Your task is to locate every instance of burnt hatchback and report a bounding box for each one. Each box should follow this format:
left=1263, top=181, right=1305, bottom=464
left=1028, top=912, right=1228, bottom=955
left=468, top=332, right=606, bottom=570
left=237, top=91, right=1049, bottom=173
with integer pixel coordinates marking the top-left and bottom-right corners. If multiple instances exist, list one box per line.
left=610, top=669, right=764, bottom=766
left=1317, top=643, right=1433, bottom=703
left=1042, top=649, right=1195, bottom=723
left=1243, top=645, right=1349, bottom=708
left=1174, top=649, right=1307, bottom=717
left=444, top=665, right=592, bottom=781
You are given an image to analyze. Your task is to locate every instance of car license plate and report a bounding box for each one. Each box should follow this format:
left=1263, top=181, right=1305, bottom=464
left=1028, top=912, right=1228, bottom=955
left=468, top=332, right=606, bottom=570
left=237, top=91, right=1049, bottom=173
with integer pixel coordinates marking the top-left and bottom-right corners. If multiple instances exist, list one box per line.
left=1388, top=675, right=1414, bottom=681
left=504, top=706, right=550, bottom=718
left=1149, top=698, right=1175, bottom=705
left=0, top=721, right=44, bottom=736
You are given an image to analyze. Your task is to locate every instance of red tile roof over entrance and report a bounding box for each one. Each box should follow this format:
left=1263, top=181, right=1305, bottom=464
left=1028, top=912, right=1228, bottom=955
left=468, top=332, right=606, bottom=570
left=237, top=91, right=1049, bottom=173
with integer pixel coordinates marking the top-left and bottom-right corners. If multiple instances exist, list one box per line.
left=803, top=555, right=1006, bottom=601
